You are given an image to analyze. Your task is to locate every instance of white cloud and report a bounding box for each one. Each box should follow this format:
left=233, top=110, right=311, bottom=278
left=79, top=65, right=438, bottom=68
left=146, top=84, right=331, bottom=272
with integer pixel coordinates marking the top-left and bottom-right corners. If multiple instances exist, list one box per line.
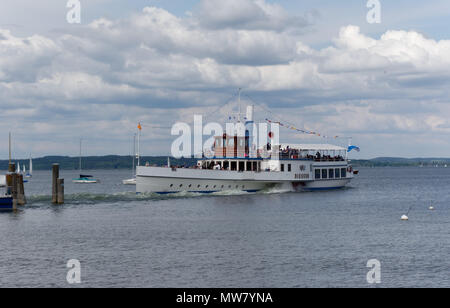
left=0, top=3, right=449, bottom=158
left=0, top=29, right=60, bottom=82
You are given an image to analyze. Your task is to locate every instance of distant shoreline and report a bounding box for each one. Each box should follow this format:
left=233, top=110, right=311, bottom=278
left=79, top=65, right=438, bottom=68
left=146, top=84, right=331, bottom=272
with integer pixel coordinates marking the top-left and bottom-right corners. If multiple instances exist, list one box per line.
left=1, top=155, right=449, bottom=171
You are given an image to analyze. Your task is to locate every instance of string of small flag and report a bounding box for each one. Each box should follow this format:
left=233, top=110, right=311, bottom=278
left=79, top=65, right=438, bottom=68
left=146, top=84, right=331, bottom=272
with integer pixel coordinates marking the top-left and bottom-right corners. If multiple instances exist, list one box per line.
left=265, top=118, right=340, bottom=139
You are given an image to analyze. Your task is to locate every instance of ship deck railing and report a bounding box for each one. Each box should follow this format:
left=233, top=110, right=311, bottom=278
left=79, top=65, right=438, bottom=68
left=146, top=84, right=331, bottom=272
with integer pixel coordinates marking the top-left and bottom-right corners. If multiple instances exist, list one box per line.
left=199, top=155, right=346, bottom=162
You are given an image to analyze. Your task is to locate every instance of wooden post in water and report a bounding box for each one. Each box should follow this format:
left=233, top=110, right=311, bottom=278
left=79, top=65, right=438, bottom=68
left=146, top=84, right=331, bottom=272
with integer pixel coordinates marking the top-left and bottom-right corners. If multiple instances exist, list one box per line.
left=6, top=163, right=15, bottom=192
left=17, top=174, right=26, bottom=206
left=52, top=164, right=59, bottom=204
left=57, top=179, right=64, bottom=204
left=11, top=173, right=18, bottom=211
left=6, top=163, right=16, bottom=210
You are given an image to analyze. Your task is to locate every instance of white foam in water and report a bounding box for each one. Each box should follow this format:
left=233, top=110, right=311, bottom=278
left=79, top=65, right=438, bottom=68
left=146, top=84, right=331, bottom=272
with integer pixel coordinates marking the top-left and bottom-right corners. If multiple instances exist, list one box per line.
left=26, top=187, right=298, bottom=206
left=261, top=182, right=296, bottom=195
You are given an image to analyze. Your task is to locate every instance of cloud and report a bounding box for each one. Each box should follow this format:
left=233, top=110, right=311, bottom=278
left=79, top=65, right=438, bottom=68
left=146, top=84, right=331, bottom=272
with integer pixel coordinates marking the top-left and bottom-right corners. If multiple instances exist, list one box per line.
left=0, top=29, right=60, bottom=82
left=0, top=2, right=450, bottom=158
left=193, top=0, right=311, bottom=32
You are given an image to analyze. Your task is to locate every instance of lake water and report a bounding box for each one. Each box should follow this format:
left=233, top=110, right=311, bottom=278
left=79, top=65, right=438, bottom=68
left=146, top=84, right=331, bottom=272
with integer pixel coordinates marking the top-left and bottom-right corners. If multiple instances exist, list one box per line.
left=0, top=167, right=449, bottom=288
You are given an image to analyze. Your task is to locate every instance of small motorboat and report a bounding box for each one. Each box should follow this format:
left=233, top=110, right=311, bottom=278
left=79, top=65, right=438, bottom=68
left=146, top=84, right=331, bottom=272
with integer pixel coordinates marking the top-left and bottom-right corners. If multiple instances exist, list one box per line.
left=73, top=175, right=99, bottom=184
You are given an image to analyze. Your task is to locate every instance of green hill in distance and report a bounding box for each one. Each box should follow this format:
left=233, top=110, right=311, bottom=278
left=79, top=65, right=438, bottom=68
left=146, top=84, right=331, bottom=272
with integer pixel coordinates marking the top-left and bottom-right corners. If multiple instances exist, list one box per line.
left=0, top=156, right=449, bottom=171
left=0, top=156, right=197, bottom=171
left=350, top=157, right=450, bottom=167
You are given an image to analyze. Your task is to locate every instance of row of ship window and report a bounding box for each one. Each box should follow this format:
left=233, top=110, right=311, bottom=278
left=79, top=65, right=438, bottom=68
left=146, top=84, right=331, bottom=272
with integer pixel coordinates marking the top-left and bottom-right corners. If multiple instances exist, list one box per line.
left=169, top=184, right=245, bottom=190
left=315, top=168, right=347, bottom=179
left=280, top=164, right=292, bottom=172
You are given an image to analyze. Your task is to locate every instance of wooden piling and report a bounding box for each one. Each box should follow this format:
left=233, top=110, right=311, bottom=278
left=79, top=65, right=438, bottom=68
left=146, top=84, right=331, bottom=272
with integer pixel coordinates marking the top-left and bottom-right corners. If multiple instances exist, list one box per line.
left=11, top=173, right=18, bottom=211
left=17, top=174, right=26, bottom=206
left=52, top=164, right=59, bottom=204
left=57, top=179, right=64, bottom=204
left=52, top=164, right=64, bottom=205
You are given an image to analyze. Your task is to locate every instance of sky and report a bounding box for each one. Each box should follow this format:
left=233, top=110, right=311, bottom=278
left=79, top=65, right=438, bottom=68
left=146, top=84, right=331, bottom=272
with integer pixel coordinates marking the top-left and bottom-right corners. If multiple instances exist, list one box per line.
left=1, top=0, right=450, bottom=159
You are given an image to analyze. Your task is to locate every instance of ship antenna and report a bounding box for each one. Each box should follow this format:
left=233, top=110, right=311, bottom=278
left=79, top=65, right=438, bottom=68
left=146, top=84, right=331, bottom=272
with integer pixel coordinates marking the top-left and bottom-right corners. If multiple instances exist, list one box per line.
left=238, top=88, right=242, bottom=123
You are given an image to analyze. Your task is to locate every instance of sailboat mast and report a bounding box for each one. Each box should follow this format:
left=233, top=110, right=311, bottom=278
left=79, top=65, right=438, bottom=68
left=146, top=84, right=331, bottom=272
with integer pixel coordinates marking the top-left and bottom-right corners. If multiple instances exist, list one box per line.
left=133, top=134, right=136, bottom=176
left=137, top=124, right=141, bottom=167
left=9, top=132, right=11, bottom=164
left=79, top=138, right=82, bottom=171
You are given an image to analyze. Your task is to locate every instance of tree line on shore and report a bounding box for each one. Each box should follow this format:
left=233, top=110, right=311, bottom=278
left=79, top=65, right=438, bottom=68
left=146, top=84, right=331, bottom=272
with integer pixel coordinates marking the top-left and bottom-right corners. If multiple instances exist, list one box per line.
left=1, top=156, right=449, bottom=171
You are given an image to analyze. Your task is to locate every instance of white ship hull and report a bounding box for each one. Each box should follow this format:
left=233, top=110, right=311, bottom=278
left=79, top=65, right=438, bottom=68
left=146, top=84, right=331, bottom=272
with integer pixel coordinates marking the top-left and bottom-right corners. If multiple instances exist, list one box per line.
left=136, top=162, right=353, bottom=194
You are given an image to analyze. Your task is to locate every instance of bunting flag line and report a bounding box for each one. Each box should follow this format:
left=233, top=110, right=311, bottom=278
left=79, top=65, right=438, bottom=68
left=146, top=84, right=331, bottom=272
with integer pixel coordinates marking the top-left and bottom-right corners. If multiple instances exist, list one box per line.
left=265, top=118, right=341, bottom=139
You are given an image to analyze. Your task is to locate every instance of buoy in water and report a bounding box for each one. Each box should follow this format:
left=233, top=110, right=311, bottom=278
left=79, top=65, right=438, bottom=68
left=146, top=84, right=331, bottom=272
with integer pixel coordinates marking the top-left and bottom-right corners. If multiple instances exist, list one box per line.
left=429, top=206, right=435, bottom=211
left=401, top=215, right=409, bottom=221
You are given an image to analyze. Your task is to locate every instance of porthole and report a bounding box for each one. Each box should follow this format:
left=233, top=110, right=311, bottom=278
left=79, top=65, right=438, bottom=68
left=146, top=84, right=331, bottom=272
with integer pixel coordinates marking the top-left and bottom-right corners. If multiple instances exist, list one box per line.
left=170, top=184, right=174, bottom=188
left=179, top=184, right=183, bottom=188
left=213, top=185, right=217, bottom=189
left=198, top=185, right=201, bottom=188
left=188, top=184, right=192, bottom=188
left=206, top=185, right=209, bottom=189
left=228, top=185, right=232, bottom=189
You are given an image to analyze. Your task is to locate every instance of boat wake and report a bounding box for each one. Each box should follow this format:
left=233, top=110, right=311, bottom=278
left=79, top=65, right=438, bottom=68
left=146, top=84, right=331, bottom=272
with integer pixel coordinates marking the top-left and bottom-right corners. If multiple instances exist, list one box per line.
left=262, top=182, right=296, bottom=194
left=25, top=189, right=274, bottom=207
left=24, top=183, right=349, bottom=208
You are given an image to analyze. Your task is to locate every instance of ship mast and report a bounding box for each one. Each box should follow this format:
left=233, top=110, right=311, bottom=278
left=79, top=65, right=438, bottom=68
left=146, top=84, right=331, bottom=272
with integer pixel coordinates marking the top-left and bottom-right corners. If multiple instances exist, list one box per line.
left=79, top=138, right=82, bottom=171
left=238, top=88, right=242, bottom=123
left=9, top=132, right=12, bottom=164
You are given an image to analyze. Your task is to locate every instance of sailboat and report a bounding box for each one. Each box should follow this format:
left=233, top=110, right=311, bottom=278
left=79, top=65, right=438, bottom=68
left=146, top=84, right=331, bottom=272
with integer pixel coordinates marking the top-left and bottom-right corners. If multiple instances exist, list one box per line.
left=73, top=138, right=99, bottom=184
left=123, top=133, right=137, bottom=185
left=21, top=164, right=29, bottom=183
left=25, top=157, right=33, bottom=178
